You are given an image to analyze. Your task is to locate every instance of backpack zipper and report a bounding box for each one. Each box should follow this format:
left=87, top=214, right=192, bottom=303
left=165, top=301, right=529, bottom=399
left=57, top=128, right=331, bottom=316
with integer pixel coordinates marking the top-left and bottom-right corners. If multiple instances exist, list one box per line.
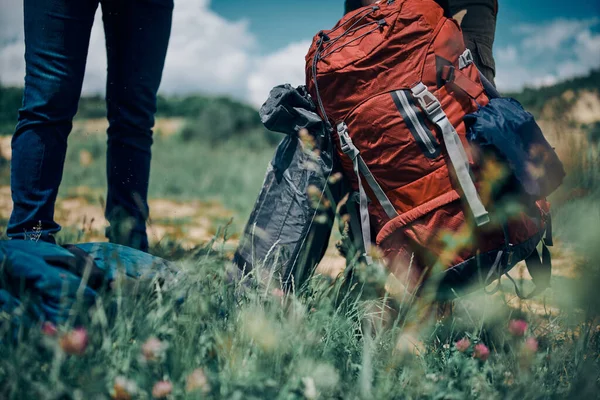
left=391, top=90, right=440, bottom=158
left=396, top=90, right=437, bottom=155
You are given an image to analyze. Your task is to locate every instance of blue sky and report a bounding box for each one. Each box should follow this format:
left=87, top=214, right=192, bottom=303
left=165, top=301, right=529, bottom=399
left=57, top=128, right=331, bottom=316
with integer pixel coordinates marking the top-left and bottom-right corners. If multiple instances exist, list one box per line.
left=209, top=0, right=600, bottom=94
left=211, top=0, right=599, bottom=54
left=1, top=0, right=599, bottom=106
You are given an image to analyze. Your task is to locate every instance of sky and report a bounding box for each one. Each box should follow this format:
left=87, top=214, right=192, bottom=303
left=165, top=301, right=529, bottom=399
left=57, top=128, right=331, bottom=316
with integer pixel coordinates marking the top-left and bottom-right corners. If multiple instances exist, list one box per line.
left=1, top=0, right=599, bottom=107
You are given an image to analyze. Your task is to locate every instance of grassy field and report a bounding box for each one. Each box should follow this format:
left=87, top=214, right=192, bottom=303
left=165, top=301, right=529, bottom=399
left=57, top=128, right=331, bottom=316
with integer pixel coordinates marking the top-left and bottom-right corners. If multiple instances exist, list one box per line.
left=0, top=82, right=599, bottom=398
left=57, top=126, right=275, bottom=220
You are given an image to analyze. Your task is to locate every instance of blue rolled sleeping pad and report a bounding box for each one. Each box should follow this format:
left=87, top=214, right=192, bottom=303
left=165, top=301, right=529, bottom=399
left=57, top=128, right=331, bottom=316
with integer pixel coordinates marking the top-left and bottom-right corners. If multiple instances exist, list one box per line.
left=74, top=242, right=175, bottom=283
left=0, top=240, right=178, bottom=330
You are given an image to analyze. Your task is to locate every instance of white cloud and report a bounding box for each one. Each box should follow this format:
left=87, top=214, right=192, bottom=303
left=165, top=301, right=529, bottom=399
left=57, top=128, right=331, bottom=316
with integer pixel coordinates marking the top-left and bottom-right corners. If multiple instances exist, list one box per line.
left=496, top=18, right=600, bottom=92
left=517, top=18, right=598, bottom=51
left=496, top=46, right=517, bottom=64
left=0, top=0, right=21, bottom=44
left=247, top=40, right=311, bottom=107
left=0, top=0, right=25, bottom=85
left=160, top=0, right=257, bottom=96
left=0, top=0, right=311, bottom=107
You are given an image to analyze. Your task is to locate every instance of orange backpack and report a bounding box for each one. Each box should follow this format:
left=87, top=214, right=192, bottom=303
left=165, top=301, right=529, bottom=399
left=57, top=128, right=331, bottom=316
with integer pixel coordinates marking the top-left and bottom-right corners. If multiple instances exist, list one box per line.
left=305, top=0, right=563, bottom=299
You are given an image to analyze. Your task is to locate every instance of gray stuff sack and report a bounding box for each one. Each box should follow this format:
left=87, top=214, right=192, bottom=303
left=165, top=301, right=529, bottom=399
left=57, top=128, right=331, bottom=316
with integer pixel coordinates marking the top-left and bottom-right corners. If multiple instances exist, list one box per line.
left=233, top=84, right=336, bottom=291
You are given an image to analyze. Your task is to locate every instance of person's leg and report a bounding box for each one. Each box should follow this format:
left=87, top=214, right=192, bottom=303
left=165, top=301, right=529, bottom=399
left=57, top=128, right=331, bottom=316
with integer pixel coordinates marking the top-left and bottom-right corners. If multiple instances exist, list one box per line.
left=449, top=0, right=498, bottom=86
left=101, top=0, right=173, bottom=251
left=8, top=0, right=98, bottom=241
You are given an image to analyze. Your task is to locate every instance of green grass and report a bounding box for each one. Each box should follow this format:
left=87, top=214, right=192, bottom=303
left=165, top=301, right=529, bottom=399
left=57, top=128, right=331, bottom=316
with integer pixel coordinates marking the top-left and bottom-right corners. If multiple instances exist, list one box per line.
left=52, top=129, right=276, bottom=221
left=0, top=227, right=598, bottom=399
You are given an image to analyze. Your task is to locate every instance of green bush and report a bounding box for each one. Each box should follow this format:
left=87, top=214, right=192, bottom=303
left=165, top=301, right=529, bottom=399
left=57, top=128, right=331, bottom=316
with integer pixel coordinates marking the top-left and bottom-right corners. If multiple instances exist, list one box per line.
left=74, top=94, right=106, bottom=119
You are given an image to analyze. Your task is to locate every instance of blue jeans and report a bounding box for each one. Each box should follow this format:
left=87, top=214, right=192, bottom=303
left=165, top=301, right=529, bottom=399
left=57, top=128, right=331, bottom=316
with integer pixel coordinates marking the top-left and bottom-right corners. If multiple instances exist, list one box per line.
left=8, top=0, right=173, bottom=251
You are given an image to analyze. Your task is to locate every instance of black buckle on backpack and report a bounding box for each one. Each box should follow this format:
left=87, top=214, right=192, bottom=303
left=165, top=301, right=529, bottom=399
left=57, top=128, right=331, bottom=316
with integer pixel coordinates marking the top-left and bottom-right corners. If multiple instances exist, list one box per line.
left=441, top=65, right=455, bottom=84
left=318, top=31, right=330, bottom=42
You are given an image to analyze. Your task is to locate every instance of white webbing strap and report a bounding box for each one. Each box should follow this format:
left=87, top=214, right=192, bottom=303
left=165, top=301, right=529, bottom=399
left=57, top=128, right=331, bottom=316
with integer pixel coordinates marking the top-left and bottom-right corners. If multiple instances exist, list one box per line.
left=337, top=123, right=399, bottom=264
left=346, top=192, right=366, bottom=257
left=410, top=83, right=490, bottom=226
left=356, top=156, right=398, bottom=220
left=337, top=122, right=372, bottom=264
left=483, top=250, right=504, bottom=295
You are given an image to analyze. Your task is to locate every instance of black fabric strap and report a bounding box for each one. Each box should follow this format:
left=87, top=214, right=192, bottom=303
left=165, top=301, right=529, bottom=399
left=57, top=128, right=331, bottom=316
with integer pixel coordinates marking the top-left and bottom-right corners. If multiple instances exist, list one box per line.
left=545, top=213, right=554, bottom=247
left=479, top=70, right=501, bottom=99
left=509, top=244, right=552, bottom=300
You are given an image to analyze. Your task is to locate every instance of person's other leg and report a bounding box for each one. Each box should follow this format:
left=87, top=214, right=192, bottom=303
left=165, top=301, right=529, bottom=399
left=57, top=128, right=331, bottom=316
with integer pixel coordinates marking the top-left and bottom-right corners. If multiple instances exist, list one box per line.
left=449, top=0, right=498, bottom=86
left=101, top=0, right=173, bottom=251
left=8, top=0, right=98, bottom=241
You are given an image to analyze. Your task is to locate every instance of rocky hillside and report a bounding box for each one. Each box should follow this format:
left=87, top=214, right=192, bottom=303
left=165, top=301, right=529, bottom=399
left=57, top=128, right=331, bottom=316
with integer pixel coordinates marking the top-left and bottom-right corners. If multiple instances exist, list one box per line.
left=505, top=71, right=600, bottom=169
left=508, top=69, right=600, bottom=123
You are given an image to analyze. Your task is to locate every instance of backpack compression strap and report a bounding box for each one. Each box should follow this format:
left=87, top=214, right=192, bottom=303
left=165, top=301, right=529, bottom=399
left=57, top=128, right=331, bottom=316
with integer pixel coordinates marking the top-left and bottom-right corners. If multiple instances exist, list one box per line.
left=411, top=83, right=490, bottom=227
left=337, top=122, right=399, bottom=264
left=505, top=244, right=552, bottom=299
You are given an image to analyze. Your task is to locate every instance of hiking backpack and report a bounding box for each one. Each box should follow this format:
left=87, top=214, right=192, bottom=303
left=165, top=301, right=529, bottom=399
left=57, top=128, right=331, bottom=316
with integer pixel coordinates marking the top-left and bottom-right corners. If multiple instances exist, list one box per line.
left=305, top=0, right=565, bottom=299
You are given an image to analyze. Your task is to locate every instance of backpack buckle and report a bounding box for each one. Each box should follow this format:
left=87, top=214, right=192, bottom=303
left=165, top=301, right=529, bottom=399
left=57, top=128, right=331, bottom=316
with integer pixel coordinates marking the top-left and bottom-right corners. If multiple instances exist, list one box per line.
left=458, top=49, right=474, bottom=69
left=337, top=122, right=359, bottom=159
left=411, top=83, right=442, bottom=118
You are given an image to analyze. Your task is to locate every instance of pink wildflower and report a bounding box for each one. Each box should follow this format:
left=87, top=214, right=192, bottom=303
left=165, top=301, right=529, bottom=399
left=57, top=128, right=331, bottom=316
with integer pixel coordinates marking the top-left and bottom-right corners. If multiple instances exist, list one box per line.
left=524, top=337, right=539, bottom=353
left=508, top=319, right=528, bottom=337
left=112, top=376, right=138, bottom=400
left=455, top=337, right=471, bottom=352
left=473, top=343, right=490, bottom=361
left=60, top=328, right=88, bottom=356
left=142, top=337, right=167, bottom=362
left=186, top=368, right=211, bottom=393
left=41, top=322, right=58, bottom=337
left=152, top=381, right=173, bottom=398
